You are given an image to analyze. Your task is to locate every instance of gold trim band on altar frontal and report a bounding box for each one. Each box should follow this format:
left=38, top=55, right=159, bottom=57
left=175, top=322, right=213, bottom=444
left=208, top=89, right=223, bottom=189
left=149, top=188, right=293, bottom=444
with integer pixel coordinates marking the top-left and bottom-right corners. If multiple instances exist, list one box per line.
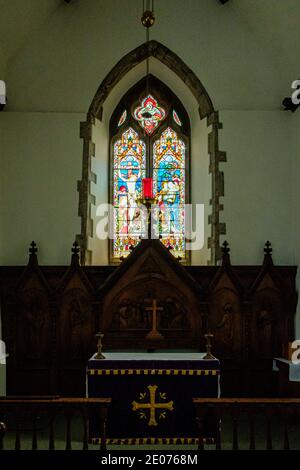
left=87, top=369, right=220, bottom=376
left=89, top=437, right=216, bottom=445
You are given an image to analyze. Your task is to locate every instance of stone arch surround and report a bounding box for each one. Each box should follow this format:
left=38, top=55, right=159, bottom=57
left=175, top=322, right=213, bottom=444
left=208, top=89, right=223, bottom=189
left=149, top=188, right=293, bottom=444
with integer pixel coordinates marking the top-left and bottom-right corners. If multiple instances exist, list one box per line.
left=78, top=40, right=226, bottom=265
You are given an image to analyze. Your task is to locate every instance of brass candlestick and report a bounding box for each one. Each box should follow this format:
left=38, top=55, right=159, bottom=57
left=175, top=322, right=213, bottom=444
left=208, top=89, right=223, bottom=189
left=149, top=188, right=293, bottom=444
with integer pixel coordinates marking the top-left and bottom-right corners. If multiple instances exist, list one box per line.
left=95, top=332, right=105, bottom=360
left=203, top=333, right=215, bottom=360
left=136, top=196, right=157, bottom=239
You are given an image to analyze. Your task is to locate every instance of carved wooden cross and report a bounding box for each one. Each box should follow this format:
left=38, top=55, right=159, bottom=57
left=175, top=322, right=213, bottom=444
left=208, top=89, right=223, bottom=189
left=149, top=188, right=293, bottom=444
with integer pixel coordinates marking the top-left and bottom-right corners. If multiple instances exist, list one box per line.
left=132, top=385, right=174, bottom=426
left=145, top=299, right=164, bottom=340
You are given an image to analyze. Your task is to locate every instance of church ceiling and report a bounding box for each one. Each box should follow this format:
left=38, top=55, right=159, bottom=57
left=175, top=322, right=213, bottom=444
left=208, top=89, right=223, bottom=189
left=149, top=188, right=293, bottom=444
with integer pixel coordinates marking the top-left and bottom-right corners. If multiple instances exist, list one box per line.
left=0, top=0, right=60, bottom=76
left=0, top=0, right=298, bottom=109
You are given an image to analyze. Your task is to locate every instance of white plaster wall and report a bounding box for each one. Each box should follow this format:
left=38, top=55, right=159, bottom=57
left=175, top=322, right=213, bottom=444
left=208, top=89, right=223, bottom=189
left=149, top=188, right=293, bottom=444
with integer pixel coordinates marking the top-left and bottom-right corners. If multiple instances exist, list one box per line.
left=190, top=116, right=211, bottom=265
left=90, top=118, right=109, bottom=265
left=219, top=110, right=293, bottom=266
left=0, top=112, right=83, bottom=265
left=291, top=112, right=300, bottom=338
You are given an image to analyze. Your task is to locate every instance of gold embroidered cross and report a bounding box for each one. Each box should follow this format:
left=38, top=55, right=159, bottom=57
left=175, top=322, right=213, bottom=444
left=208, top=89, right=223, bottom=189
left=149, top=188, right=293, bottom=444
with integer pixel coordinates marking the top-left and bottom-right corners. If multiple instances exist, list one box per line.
left=132, top=385, right=174, bottom=426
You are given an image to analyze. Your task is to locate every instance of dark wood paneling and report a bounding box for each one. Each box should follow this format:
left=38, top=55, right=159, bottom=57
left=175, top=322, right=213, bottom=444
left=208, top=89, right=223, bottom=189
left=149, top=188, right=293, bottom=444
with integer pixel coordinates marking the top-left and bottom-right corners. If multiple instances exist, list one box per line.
left=0, top=240, right=297, bottom=397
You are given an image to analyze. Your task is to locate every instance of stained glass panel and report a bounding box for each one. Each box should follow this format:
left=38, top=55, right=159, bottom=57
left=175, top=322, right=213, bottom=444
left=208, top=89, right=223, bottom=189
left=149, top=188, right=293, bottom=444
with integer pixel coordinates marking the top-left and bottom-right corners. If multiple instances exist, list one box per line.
left=113, top=127, right=146, bottom=259
left=172, top=110, right=182, bottom=127
left=118, top=110, right=127, bottom=127
left=153, top=127, right=186, bottom=258
left=133, top=95, right=166, bottom=135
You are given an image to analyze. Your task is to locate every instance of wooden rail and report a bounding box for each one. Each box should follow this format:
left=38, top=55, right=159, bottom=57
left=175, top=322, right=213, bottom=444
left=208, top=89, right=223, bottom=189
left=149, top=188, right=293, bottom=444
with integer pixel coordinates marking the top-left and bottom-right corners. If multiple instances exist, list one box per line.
left=1, top=396, right=299, bottom=450
left=0, top=397, right=111, bottom=451
left=193, top=398, right=300, bottom=450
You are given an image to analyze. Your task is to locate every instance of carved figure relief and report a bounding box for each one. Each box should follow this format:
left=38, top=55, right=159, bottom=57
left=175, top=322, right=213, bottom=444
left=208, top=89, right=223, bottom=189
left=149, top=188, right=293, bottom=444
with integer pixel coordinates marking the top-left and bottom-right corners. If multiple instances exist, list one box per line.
left=216, top=302, right=234, bottom=344
left=111, top=299, right=148, bottom=330
left=253, top=291, right=280, bottom=358
left=111, top=296, right=189, bottom=331
left=60, top=288, right=92, bottom=361
left=210, top=289, right=241, bottom=358
left=18, top=288, right=49, bottom=360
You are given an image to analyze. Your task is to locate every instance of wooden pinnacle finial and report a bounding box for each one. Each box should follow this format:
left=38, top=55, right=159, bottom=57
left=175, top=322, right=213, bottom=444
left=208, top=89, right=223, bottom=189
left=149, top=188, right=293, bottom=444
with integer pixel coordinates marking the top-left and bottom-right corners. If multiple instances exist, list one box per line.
left=221, top=240, right=231, bottom=265
left=222, top=240, right=230, bottom=255
left=264, top=240, right=272, bottom=256
left=72, top=240, right=80, bottom=256
left=263, top=240, right=273, bottom=266
left=29, top=241, right=38, bottom=256
left=71, top=240, right=80, bottom=265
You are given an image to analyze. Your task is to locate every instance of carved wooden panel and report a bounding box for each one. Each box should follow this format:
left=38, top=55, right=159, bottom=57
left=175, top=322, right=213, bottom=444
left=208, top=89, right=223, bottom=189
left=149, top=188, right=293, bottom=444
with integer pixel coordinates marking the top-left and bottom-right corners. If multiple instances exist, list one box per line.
left=209, top=287, right=242, bottom=360
left=12, top=262, right=53, bottom=394
left=251, top=286, right=283, bottom=360
left=100, top=242, right=203, bottom=349
left=58, top=288, right=93, bottom=363
left=0, top=240, right=297, bottom=397
left=107, top=279, right=195, bottom=340
left=17, top=288, right=51, bottom=364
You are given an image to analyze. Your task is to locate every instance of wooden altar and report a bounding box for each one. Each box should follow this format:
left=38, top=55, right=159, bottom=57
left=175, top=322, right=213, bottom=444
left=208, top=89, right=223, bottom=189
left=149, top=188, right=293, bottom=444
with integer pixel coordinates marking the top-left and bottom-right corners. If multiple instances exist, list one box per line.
left=0, top=239, right=297, bottom=397
left=87, top=352, right=220, bottom=444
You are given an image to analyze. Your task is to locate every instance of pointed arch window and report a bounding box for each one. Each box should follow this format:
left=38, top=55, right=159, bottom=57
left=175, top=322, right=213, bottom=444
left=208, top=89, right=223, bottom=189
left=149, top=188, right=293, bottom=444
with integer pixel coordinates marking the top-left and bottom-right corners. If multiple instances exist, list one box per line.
left=110, top=76, right=190, bottom=263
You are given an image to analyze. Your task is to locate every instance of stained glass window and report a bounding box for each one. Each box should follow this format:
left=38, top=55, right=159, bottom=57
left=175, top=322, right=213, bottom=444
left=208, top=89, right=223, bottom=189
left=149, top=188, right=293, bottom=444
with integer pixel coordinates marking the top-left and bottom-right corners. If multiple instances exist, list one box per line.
left=153, top=127, right=186, bottom=258
left=110, top=76, right=190, bottom=263
left=172, top=110, right=182, bottom=127
left=113, top=127, right=146, bottom=259
left=133, top=94, right=166, bottom=135
left=118, top=110, right=127, bottom=127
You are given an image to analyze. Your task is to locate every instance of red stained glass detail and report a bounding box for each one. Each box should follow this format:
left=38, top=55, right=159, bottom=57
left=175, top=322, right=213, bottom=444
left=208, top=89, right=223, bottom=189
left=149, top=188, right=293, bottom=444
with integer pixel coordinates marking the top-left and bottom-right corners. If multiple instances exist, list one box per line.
left=133, top=95, right=166, bottom=135
left=118, top=110, right=127, bottom=127
left=173, top=110, right=182, bottom=127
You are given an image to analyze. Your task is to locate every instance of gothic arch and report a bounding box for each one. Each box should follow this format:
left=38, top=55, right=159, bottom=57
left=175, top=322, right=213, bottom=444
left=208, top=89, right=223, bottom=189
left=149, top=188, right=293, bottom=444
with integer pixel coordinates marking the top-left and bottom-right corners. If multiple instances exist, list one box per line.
left=78, top=40, right=226, bottom=265
left=88, top=40, right=214, bottom=121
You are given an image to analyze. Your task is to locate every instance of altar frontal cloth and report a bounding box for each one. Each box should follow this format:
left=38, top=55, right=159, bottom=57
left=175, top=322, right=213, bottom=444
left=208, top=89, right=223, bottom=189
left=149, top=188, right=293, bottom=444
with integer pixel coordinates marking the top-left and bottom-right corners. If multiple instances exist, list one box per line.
left=87, top=352, right=220, bottom=444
